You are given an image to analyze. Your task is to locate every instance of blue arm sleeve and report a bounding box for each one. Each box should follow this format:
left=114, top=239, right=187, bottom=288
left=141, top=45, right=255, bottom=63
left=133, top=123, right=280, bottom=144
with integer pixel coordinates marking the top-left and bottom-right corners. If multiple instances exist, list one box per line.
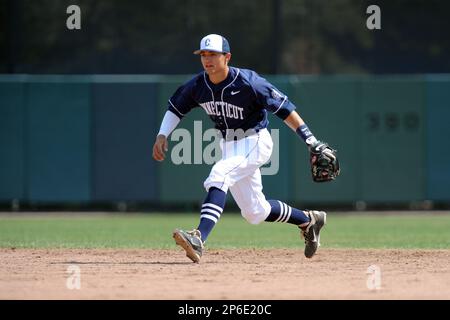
left=252, top=75, right=296, bottom=120
left=167, top=81, right=198, bottom=119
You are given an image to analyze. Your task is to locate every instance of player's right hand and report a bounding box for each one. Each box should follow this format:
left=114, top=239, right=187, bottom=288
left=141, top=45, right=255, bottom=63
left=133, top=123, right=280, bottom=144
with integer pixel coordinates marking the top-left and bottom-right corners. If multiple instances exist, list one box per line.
left=152, top=134, right=168, bottom=162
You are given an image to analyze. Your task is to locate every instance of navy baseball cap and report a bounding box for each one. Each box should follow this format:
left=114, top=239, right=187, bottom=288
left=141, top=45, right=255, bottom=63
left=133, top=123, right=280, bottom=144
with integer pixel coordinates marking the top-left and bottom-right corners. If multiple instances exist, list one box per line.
left=193, top=34, right=231, bottom=54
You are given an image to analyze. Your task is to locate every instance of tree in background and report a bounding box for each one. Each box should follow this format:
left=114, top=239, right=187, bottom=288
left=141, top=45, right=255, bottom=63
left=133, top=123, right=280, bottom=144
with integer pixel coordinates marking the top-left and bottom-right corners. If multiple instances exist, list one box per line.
left=1, top=0, right=449, bottom=74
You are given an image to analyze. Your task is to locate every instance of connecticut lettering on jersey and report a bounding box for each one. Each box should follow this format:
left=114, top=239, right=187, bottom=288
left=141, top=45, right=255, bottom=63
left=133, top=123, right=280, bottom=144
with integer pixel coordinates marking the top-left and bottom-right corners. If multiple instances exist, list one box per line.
left=199, top=101, right=244, bottom=120
left=167, top=67, right=296, bottom=138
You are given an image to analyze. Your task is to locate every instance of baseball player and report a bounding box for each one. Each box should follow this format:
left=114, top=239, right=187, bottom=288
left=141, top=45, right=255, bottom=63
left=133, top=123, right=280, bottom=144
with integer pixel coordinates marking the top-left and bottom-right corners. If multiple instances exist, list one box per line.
left=152, top=34, right=339, bottom=263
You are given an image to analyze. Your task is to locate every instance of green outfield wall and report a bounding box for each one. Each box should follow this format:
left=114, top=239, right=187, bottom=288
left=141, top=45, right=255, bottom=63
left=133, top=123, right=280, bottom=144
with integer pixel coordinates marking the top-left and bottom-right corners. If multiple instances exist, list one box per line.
left=0, top=74, right=449, bottom=206
left=426, top=75, right=450, bottom=201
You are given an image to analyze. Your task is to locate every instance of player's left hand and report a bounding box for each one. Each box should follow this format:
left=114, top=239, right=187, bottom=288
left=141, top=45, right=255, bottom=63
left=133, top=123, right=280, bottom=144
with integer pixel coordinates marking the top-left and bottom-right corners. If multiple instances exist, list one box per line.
left=309, top=141, right=340, bottom=182
left=153, top=134, right=168, bottom=162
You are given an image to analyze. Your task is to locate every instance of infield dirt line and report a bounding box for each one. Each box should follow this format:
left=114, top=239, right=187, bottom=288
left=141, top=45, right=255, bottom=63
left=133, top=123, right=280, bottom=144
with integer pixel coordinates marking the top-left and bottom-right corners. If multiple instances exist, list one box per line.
left=0, top=248, right=449, bottom=299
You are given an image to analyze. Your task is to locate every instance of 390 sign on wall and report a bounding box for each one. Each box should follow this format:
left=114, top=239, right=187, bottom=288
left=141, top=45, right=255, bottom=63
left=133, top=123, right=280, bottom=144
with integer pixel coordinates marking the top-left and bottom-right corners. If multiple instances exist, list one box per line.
left=366, top=112, right=420, bottom=132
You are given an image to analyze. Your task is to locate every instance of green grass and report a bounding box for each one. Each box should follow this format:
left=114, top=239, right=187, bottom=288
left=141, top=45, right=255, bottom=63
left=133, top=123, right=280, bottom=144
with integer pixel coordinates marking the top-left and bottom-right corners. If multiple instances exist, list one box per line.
left=0, top=213, right=449, bottom=249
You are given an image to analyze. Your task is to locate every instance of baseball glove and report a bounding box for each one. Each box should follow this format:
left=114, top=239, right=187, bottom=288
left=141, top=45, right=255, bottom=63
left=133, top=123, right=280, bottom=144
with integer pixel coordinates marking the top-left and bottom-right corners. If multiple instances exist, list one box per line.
left=309, top=141, right=340, bottom=182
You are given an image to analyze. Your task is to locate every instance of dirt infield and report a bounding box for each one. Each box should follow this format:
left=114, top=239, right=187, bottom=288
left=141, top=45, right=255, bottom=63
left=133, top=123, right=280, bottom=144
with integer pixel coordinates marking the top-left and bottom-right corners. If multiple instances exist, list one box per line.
left=0, top=248, right=449, bottom=300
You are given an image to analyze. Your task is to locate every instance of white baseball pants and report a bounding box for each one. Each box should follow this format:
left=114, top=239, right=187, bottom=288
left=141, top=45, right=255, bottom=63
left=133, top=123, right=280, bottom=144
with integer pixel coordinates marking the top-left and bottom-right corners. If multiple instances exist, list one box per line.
left=203, top=128, right=273, bottom=224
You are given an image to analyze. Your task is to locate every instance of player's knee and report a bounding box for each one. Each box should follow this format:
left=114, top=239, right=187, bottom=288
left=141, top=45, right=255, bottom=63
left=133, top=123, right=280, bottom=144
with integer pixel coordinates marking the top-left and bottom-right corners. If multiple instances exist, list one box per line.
left=241, top=209, right=267, bottom=225
left=241, top=211, right=263, bottom=224
left=240, top=199, right=271, bottom=225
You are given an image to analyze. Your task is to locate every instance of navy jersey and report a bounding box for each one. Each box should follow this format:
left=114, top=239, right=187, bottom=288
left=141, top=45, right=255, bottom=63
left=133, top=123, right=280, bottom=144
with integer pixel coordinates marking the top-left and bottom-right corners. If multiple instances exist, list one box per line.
left=167, top=67, right=296, bottom=138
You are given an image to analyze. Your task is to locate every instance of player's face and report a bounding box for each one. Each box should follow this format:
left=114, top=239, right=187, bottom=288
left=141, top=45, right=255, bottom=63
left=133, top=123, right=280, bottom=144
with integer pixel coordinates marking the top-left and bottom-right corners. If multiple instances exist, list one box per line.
left=200, top=51, right=230, bottom=75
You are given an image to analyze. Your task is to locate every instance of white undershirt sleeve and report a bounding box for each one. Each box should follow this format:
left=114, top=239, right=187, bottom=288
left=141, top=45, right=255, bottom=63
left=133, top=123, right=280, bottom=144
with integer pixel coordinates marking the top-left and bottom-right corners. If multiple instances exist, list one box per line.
left=157, top=110, right=181, bottom=137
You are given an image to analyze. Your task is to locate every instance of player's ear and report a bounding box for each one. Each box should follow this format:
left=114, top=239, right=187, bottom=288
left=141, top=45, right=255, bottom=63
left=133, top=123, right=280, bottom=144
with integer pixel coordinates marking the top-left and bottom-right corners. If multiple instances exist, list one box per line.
left=225, top=53, right=231, bottom=64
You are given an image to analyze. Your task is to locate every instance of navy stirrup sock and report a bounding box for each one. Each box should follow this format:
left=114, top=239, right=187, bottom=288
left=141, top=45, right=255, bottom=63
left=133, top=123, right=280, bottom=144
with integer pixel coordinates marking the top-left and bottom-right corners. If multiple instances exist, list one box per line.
left=197, top=187, right=226, bottom=242
left=265, top=199, right=310, bottom=227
